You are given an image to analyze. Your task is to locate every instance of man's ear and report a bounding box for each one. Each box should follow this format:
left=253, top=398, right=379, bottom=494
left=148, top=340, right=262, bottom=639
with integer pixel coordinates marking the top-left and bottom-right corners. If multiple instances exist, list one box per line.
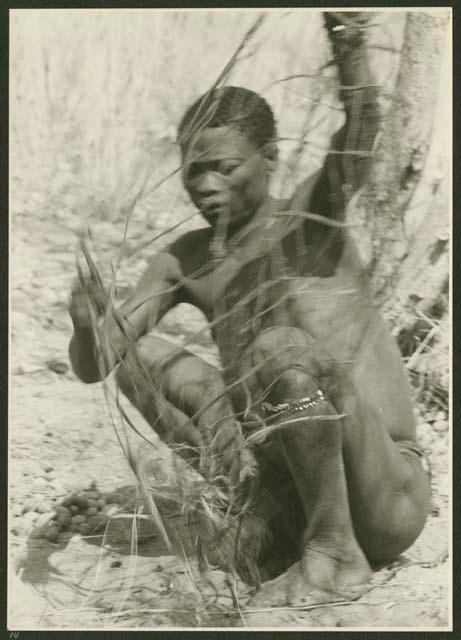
left=262, top=142, right=278, bottom=174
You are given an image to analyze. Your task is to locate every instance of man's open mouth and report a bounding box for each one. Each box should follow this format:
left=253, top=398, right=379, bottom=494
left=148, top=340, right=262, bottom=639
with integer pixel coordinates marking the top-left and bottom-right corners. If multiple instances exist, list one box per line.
left=201, top=203, right=225, bottom=215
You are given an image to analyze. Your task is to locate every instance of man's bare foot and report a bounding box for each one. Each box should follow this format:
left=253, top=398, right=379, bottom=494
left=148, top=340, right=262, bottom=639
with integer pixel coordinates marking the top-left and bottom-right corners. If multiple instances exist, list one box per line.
left=248, top=546, right=372, bottom=608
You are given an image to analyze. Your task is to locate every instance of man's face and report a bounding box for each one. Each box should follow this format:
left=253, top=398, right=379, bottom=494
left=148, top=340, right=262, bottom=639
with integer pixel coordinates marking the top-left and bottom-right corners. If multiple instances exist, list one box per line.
left=182, top=126, right=270, bottom=229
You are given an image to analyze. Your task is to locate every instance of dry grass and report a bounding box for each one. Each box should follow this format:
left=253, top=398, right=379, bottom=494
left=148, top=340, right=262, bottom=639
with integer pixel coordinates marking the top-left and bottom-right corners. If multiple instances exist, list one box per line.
left=10, top=9, right=450, bottom=626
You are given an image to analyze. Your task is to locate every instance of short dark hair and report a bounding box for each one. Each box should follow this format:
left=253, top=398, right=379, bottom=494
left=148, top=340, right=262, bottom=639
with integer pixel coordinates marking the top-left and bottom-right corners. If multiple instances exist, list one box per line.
left=178, top=86, right=277, bottom=157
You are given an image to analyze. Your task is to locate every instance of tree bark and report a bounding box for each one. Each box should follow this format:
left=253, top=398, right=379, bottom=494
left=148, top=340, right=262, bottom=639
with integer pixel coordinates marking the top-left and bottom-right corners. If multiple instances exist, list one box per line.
left=346, top=12, right=449, bottom=305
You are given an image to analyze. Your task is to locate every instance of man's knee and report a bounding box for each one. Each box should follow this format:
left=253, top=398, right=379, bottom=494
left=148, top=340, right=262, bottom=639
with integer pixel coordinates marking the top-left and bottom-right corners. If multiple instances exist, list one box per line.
left=251, top=326, right=322, bottom=402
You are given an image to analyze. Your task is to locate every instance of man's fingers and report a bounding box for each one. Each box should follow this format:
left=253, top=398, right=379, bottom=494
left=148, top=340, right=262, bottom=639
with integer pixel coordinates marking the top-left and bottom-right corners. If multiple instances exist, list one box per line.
left=70, top=270, right=108, bottom=317
left=174, top=421, right=204, bottom=450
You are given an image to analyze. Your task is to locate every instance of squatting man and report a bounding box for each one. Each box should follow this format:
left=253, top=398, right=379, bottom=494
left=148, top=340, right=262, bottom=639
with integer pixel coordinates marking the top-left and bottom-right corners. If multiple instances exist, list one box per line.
left=68, top=87, right=430, bottom=606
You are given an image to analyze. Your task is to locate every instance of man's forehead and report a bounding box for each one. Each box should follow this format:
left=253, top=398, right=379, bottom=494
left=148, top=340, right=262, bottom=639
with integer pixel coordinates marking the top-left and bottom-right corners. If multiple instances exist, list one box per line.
left=184, top=126, right=256, bottom=160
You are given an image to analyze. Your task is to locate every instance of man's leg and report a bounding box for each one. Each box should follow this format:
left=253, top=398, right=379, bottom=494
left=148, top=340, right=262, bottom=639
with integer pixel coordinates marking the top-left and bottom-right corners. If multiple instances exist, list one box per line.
left=115, top=334, right=266, bottom=583
left=247, top=326, right=430, bottom=605
left=116, top=334, right=255, bottom=482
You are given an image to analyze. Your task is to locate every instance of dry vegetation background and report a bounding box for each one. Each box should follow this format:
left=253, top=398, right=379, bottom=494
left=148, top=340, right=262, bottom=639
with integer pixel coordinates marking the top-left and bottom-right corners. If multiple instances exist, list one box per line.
left=9, top=10, right=450, bottom=630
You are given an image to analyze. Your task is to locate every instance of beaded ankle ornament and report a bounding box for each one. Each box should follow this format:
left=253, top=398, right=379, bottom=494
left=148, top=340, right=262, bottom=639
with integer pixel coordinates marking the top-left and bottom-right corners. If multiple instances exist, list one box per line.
left=263, top=389, right=326, bottom=415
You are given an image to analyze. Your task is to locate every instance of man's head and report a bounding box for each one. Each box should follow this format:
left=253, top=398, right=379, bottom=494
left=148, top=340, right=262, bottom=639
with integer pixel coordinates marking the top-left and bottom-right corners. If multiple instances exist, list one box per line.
left=178, top=86, right=278, bottom=229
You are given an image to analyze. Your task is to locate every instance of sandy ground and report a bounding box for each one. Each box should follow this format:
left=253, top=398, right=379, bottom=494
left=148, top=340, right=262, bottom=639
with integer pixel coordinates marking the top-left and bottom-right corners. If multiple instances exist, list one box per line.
left=9, top=199, right=451, bottom=630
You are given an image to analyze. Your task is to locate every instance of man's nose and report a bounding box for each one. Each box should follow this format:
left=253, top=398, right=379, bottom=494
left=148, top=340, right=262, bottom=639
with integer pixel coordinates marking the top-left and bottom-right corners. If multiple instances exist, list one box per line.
left=195, top=171, right=224, bottom=196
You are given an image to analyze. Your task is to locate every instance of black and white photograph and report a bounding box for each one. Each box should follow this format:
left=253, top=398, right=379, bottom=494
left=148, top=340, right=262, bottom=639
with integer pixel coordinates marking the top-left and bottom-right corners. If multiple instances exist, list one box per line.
left=8, top=7, right=452, bottom=630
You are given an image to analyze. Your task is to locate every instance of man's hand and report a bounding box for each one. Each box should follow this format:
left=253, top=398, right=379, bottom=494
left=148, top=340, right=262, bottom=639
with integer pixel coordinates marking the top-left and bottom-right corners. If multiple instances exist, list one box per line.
left=68, top=275, right=108, bottom=330
left=68, top=273, right=112, bottom=383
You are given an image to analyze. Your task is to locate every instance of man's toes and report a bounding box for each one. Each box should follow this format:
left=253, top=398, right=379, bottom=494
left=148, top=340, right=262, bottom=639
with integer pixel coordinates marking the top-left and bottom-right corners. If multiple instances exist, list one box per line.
left=247, top=560, right=369, bottom=611
left=248, top=575, right=288, bottom=608
left=249, top=564, right=302, bottom=608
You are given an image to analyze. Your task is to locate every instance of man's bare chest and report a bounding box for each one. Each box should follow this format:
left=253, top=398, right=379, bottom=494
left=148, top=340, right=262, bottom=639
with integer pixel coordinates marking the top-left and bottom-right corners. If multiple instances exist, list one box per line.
left=180, top=237, right=370, bottom=360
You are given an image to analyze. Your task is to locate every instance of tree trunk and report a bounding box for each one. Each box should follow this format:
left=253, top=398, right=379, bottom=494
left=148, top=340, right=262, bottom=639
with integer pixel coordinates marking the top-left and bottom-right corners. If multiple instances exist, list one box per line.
left=325, top=11, right=450, bottom=399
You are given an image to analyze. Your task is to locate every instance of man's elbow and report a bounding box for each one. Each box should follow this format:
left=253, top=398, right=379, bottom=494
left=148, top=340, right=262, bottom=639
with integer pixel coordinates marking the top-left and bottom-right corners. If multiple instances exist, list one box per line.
left=69, top=357, right=103, bottom=384
left=68, top=339, right=104, bottom=384
left=73, top=365, right=103, bottom=384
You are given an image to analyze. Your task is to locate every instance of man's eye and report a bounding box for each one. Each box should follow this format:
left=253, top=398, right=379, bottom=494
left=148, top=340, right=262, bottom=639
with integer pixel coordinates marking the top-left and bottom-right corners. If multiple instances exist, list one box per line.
left=186, top=163, right=203, bottom=179
left=219, top=163, right=239, bottom=176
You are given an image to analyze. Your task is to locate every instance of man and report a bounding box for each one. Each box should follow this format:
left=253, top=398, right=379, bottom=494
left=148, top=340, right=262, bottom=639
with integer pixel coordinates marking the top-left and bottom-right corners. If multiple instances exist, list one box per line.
left=68, top=86, right=430, bottom=606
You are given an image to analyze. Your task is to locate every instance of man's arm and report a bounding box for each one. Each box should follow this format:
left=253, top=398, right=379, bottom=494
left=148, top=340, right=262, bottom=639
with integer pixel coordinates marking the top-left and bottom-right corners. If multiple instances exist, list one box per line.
left=290, top=13, right=381, bottom=222
left=69, top=250, right=184, bottom=383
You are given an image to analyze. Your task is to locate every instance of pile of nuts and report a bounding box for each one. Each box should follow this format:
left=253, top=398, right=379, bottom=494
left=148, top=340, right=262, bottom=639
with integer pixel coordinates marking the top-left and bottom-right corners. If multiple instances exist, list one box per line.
left=12, top=482, right=123, bottom=542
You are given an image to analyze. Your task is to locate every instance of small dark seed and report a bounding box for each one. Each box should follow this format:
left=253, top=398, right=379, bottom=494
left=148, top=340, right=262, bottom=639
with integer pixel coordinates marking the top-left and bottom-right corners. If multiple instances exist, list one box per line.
left=46, top=359, right=69, bottom=375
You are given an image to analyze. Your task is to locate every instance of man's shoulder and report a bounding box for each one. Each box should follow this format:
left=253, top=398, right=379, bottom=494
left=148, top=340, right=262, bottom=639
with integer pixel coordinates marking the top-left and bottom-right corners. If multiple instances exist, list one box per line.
left=168, top=226, right=212, bottom=276
left=170, top=226, right=211, bottom=253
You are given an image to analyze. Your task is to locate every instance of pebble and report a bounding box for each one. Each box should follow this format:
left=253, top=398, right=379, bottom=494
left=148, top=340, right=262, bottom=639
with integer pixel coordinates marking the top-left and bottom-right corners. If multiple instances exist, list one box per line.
left=46, top=526, right=60, bottom=542
left=79, top=523, right=90, bottom=535
left=29, top=527, right=45, bottom=539
left=70, top=505, right=79, bottom=515
left=96, top=498, right=106, bottom=509
left=73, top=481, right=92, bottom=493
left=11, top=503, right=23, bottom=518
left=416, top=424, right=434, bottom=448
left=431, top=438, right=447, bottom=458
left=33, top=477, right=48, bottom=489
left=36, top=512, right=56, bottom=528
left=433, top=420, right=448, bottom=433
left=10, top=517, right=23, bottom=534
left=436, top=411, right=447, bottom=422
left=23, top=510, right=39, bottom=523
left=44, top=466, right=54, bottom=473
left=46, top=359, right=69, bottom=375
left=417, top=421, right=431, bottom=431
left=54, top=482, right=67, bottom=495
left=22, top=498, right=37, bottom=514
left=13, top=549, right=29, bottom=572
left=85, top=507, right=98, bottom=516
left=36, top=501, right=53, bottom=514
left=13, top=519, right=33, bottom=536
